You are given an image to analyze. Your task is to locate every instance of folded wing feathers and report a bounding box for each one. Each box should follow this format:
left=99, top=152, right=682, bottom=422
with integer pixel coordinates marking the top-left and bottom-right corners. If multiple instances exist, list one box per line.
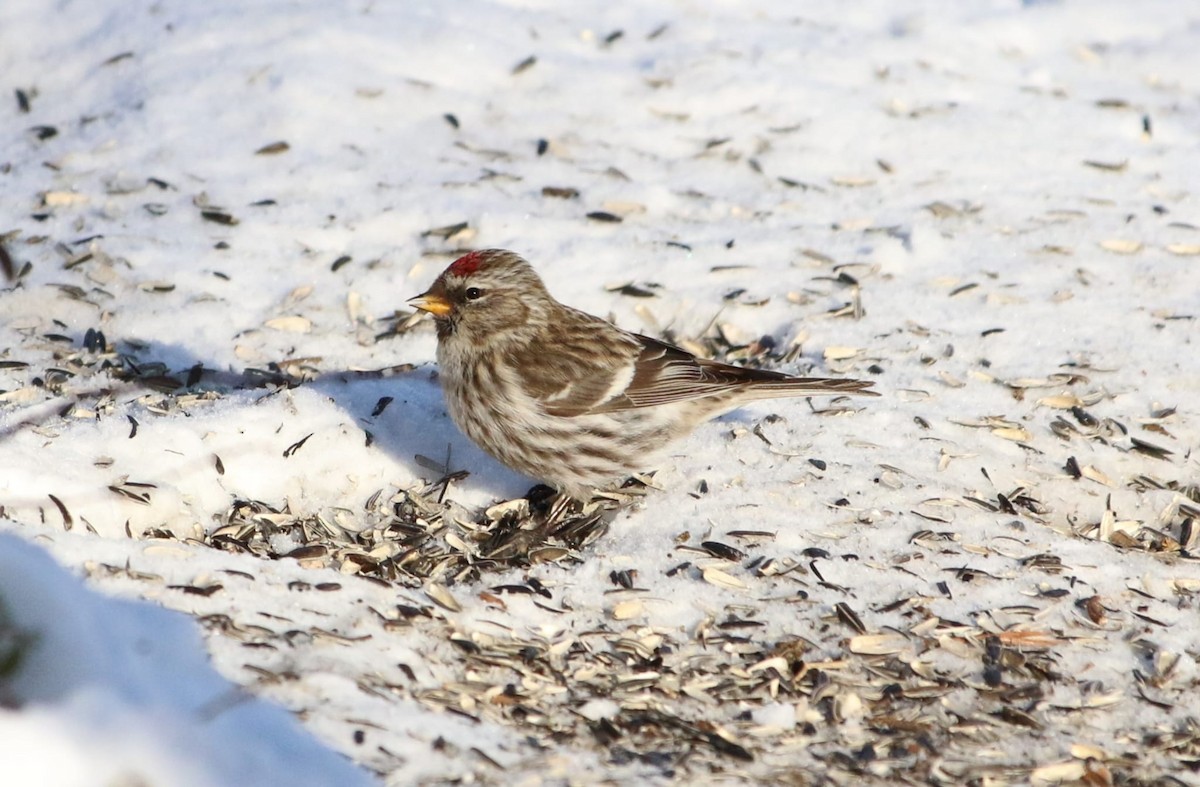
left=590, top=336, right=877, bottom=413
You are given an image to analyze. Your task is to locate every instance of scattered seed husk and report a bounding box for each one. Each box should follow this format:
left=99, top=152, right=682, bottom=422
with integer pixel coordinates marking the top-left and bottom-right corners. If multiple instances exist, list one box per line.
left=611, top=600, right=644, bottom=620
left=43, top=191, right=88, bottom=207
left=823, top=346, right=862, bottom=361
left=264, top=316, right=313, bottom=333
left=424, top=583, right=461, bottom=612
left=702, top=566, right=746, bottom=590
left=991, top=426, right=1032, bottom=442
left=1099, top=239, right=1142, bottom=254
left=848, top=633, right=909, bottom=655
left=1082, top=159, right=1127, bottom=172
left=421, top=221, right=471, bottom=240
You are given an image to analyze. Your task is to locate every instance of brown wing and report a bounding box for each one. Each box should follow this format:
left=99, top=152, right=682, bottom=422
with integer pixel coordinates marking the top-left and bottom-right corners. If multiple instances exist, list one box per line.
left=525, top=331, right=873, bottom=417
left=511, top=313, right=876, bottom=418
left=504, top=310, right=645, bottom=417
left=590, top=334, right=876, bottom=413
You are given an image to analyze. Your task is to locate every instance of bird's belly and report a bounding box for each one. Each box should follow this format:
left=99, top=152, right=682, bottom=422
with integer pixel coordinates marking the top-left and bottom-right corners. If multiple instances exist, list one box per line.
left=445, top=382, right=677, bottom=494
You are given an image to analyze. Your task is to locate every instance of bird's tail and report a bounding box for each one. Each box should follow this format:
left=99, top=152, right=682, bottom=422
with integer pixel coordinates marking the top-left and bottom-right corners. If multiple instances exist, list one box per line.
left=746, top=376, right=879, bottom=398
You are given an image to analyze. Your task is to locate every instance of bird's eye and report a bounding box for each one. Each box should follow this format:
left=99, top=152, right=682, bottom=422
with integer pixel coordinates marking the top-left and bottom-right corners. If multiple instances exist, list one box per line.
left=464, top=287, right=484, bottom=300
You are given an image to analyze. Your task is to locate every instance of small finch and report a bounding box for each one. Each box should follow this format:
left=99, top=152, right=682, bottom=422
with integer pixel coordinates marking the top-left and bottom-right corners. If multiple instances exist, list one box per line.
left=408, top=249, right=878, bottom=500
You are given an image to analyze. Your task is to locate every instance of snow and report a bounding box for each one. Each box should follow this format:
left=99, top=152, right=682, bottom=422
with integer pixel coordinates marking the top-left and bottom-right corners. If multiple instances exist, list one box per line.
left=0, top=534, right=368, bottom=787
left=2, top=0, right=1199, bottom=784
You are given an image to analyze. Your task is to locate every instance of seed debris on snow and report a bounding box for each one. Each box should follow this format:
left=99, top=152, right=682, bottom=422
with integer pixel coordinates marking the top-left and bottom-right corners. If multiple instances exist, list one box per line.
left=4, top=11, right=1200, bottom=782
left=8, top=323, right=1199, bottom=782
left=123, top=437, right=1184, bottom=782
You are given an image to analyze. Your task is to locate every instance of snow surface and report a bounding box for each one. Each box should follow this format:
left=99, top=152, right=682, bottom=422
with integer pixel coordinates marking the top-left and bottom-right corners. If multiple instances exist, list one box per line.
left=2, top=0, right=1199, bottom=784
left=0, top=533, right=369, bottom=787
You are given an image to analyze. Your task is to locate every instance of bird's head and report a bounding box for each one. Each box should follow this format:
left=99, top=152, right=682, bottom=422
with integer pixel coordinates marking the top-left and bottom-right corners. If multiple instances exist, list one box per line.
left=408, top=249, right=551, bottom=341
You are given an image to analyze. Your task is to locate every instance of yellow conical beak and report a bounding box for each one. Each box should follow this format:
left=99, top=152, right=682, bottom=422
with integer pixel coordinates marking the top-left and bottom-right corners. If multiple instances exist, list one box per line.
left=407, top=292, right=452, bottom=317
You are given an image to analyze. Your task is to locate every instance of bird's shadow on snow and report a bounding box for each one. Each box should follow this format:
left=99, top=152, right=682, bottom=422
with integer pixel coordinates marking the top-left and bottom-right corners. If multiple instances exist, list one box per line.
left=305, top=368, right=537, bottom=501
left=73, top=338, right=539, bottom=504
left=30, top=336, right=848, bottom=510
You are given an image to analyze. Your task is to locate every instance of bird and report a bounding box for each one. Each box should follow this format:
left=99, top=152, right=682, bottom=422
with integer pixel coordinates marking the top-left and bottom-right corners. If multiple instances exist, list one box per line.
left=408, top=249, right=878, bottom=501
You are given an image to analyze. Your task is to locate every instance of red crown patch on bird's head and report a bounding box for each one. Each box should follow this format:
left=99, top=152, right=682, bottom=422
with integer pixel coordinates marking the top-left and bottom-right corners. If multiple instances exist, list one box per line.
left=448, top=251, right=484, bottom=277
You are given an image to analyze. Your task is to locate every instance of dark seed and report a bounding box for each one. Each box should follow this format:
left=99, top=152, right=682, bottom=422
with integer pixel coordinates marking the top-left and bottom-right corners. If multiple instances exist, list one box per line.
left=1130, top=437, right=1172, bottom=460
left=82, top=328, right=106, bottom=353
left=1071, top=406, right=1098, bottom=427
left=0, top=239, right=13, bottom=281
left=421, top=221, right=469, bottom=239
left=284, top=545, right=327, bottom=560
left=371, top=396, right=394, bottom=417
left=48, top=494, right=73, bottom=529
left=609, top=569, right=636, bottom=589
left=170, top=583, right=223, bottom=597
left=542, top=186, right=579, bottom=199
left=727, top=530, right=774, bottom=540
left=666, top=561, right=691, bottom=577
left=834, top=602, right=866, bottom=634
left=201, top=210, right=238, bottom=225
left=283, top=433, right=313, bottom=457
left=983, top=664, right=1003, bottom=687
left=705, top=733, right=753, bottom=762
left=609, top=282, right=657, bottom=298
left=701, top=541, right=745, bottom=561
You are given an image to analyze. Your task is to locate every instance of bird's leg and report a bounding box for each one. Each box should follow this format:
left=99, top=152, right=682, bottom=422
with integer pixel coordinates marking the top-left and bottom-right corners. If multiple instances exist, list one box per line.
left=483, top=487, right=578, bottom=561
